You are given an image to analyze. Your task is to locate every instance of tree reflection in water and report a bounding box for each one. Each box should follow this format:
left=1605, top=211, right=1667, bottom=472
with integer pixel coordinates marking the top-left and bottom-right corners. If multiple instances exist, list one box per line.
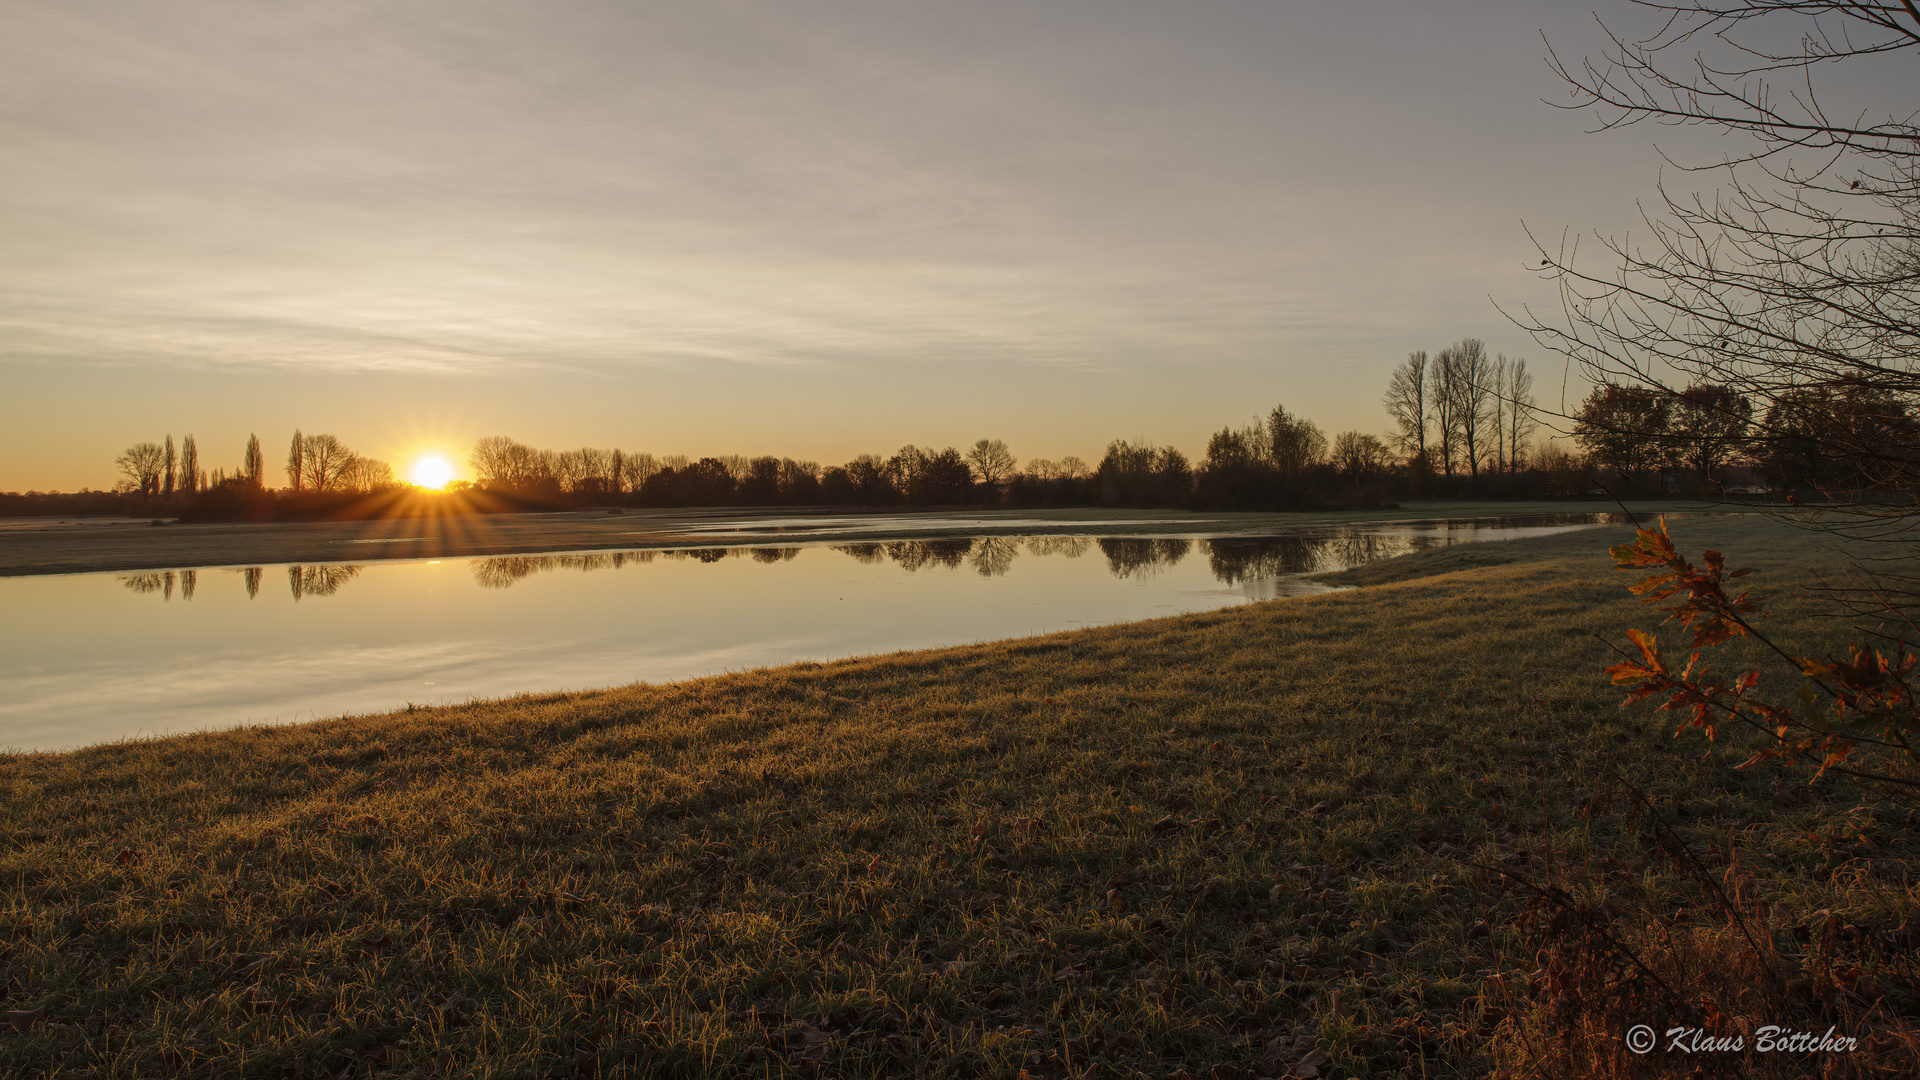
left=286, top=565, right=361, bottom=600
left=969, top=537, right=1020, bottom=577
left=472, top=551, right=656, bottom=589
left=113, top=527, right=1478, bottom=603
left=835, top=543, right=885, bottom=565
left=1098, top=538, right=1193, bottom=580
left=1024, top=536, right=1091, bottom=558
left=120, top=571, right=176, bottom=599
left=1206, top=533, right=1412, bottom=585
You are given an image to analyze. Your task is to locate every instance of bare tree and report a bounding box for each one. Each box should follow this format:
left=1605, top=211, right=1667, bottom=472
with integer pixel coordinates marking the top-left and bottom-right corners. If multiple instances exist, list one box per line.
left=1430, top=348, right=1463, bottom=477
left=1448, top=339, right=1496, bottom=478
left=1330, top=431, right=1392, bottom=481
left=1505, top=358, right=1539, bottom=470
left=1489, top=358, right=1509, bottom=473
left=297, top=434, right=356, bottom=492
left=621, top=451, right=660, bottom=492
left=470, top=436, right=558, bottom=493
left=1526, top=1, right=1920, bottom=526
left=965, top=438, right=1017, bottom=485
left=163, top=435, right=176, bottom=496
left=116, top=442, right=166, bottom=495
left=340, top=455, right=396, bottom=492
left=1382, top=350, right=1431, bottom=467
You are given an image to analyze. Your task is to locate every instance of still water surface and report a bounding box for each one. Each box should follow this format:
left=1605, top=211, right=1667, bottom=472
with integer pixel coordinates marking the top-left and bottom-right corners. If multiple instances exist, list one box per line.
left=0, top=514, right=1626, bottom=750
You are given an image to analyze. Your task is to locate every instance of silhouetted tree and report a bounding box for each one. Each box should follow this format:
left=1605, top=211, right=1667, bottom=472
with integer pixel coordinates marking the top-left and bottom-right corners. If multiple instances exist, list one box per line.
left=819, top=466, right=855, bottom=504
left=740, top=456, right=783, bottom=504
left=845, top=454, right=898, bottom=504
left=178, top=435, right=199, bottom=495
left=1527, top=1, right=1920, bottom=526
left=779, top=458, right=821, bottom=503
left=1266, top=403, right=1327, bottom=480
left=965, top=438, right=1016, bottom=485
left=242, top=434, right=264, bottom=489
left=620, top=451, right=660, bottom=494
left=888, top=446, right=972, bottom=504
left=1574, top=384, right=1673, bottom=488
left=297, top=434, right=356, bottom=493
left=1383, top=350, right=1430, bottom=469
left=1753, top=377, right=1920, bottom=493
left=1503, top=359, right=1539, bottom=471
left=1330, top=431, right=1392, bottom=483
left=469, top=436, right=558, bottom=496
left=163, top=435, right=177, bottom=497
left=1435, top=339, right=1494, bottom=478
left=287, top=429, right=304, bottom=492
left=1193, top=425, right=1267, bottom=509
left=1670, top=383, right=1754, bottom=493
left=340, top=454, right=397, bottom=493
left=116, top=442, right=166, bottom=495
left=1098, top=439, right=1192, bottom=507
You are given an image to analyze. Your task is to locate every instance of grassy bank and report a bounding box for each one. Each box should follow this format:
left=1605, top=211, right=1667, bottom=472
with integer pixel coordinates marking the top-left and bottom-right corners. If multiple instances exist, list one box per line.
left=1, top=516, right=1911, bottom=1078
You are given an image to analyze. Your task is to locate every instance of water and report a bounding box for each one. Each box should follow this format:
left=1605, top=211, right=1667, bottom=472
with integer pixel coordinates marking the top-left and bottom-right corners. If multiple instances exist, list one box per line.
left=0, top=513, right=1628, bottom=751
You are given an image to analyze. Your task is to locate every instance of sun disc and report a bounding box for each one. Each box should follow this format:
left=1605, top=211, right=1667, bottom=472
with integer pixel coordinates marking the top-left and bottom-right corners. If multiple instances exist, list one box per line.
left=412, top=455, right=453, bottom=490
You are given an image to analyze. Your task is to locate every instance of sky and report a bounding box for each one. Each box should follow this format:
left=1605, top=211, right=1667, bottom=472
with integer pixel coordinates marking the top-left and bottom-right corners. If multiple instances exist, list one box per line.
left=0, top=0, right=1775, bottom=490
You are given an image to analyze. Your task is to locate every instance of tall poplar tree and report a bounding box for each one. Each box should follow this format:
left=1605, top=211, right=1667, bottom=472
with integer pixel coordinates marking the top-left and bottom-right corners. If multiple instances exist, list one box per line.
left=243, top=434, right=264, bottom=488
left=179, top=435, right=199, bottom=494
left=287, top=430, right=304, bottom=492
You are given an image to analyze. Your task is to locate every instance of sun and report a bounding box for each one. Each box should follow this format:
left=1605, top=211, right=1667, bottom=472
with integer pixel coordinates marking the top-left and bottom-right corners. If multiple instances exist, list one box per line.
left=411, top=454, right=454, bottom=490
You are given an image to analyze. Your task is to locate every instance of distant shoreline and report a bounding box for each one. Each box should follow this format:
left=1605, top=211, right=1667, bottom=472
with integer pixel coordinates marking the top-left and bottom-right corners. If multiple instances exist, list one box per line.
left=0, top=500, right=1733, bottom=578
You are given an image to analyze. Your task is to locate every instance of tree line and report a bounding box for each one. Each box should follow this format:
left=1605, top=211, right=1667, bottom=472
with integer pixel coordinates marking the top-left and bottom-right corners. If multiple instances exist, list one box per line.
left=1381, top=338, right=1540, bottom=480
left=467, top=435, right=1070, bottom=508
left=79, top=334, right=1882, bottom=523
left=1569, top=375, right=1919, bottom=496
left=113, top=432, right=397, bottom=500
left=461, top=360, right=1539, bottom=514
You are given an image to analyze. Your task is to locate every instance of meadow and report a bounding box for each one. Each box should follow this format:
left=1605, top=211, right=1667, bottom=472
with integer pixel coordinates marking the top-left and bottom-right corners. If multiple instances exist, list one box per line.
left=1, top=513, right=1913, bottom=1078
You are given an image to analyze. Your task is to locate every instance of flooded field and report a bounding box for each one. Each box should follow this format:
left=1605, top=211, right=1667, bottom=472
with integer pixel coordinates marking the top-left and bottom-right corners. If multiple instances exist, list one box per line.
left=0, top=513, right=1632, bottom=750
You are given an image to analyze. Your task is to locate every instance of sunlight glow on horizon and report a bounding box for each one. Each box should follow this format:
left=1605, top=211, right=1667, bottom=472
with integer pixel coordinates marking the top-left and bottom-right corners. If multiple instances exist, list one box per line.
left=410, top=455, right=454, bottom=490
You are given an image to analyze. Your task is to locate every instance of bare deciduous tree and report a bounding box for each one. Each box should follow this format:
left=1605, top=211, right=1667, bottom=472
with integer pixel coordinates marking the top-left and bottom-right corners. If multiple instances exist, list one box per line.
left=297, top=434, right=356, bottom=493
left=340, top=454, right=396, bottom=492
left=1444, top=338, right=1495, bottom=478
left=1383, top=350, right=1431, bottom=468
left=1505, top=358, right=1539, bottom=470
left=1526, top=1, right=1920, bottom=528
left=1330, top=431, right=1392, bottom=481
left=116, top=442, right=166, bottom=495
left=621, top=451, right=660, bottom=492
left=965, top=438, right=1017, bottom=485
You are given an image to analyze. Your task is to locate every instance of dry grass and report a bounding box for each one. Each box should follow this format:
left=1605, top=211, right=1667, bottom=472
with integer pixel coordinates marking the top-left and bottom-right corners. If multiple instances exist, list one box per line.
left=0, top=514, right=1911, bottom=1079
